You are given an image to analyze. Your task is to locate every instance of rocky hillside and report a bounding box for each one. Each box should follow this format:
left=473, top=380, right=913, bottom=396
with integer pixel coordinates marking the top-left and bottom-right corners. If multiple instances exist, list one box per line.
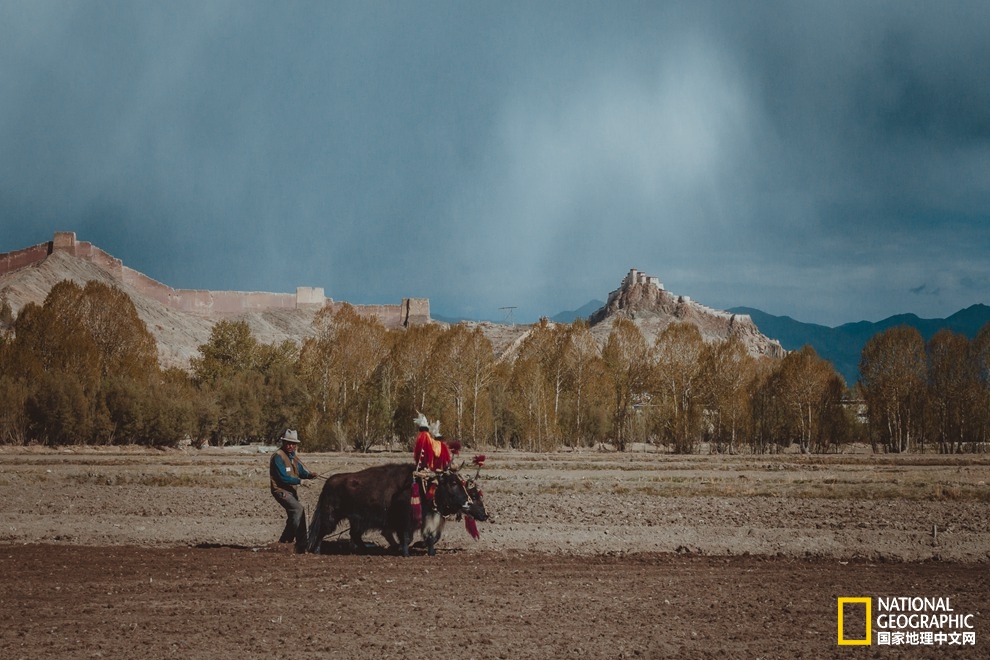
left=1, top=249, right=784, bottom=370
left=586, top=269, right=786, bottom=358
left=461, top=270, right=787, bottom=363
left=0, top=251, right=321, bottom=369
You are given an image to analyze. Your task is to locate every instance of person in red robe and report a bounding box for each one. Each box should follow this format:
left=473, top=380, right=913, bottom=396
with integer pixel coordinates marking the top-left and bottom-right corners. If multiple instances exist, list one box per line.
left=414, top=416, right=451, bottom=472
left=412, top=413, right=451, bottom=515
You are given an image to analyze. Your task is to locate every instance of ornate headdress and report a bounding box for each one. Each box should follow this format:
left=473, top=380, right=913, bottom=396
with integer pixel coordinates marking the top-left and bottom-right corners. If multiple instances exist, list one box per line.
left=414, top=412, right=429, bottom=430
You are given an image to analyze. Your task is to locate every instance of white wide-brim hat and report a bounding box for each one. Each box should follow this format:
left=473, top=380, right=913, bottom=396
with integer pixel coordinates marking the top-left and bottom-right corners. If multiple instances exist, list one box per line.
left=280, top=429, right=300, bottom=444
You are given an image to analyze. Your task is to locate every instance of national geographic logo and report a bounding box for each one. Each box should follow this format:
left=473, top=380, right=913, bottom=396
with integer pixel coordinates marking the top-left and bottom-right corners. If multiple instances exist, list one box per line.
left=837, top=598, right=871, bottom=645
left=838, top=597, right=978, bottom=647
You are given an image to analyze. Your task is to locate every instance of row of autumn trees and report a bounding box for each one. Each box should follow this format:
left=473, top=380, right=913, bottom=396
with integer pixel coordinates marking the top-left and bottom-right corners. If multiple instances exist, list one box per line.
left=860, top=324, right=990, bottom=453
left=1, top=280, right=989, bottom=453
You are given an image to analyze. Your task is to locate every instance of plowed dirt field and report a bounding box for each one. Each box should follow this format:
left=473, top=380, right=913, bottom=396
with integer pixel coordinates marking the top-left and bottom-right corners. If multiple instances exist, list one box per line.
left=1, top=446, right=988, bottom=658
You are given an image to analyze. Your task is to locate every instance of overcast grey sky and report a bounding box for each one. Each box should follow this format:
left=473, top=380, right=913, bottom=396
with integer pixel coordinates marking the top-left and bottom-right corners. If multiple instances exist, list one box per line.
left=2, top=1, right=988, bottom=325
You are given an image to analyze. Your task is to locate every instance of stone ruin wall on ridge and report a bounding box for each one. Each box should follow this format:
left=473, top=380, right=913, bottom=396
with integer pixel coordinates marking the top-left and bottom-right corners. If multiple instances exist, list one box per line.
left=0, top=232, right=429, bottom=329
left=608, top=267, right=755, bottom=325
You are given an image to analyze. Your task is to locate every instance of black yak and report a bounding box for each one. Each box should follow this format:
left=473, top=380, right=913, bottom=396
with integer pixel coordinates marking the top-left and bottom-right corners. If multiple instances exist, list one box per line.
left=306, top=463, right=487, bottom=556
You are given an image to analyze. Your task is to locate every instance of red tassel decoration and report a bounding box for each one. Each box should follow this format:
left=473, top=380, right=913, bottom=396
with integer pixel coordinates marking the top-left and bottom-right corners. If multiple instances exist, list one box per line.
left=410, top=481, right=422, bottom=527
left=465, top=515, right=480, bottom=540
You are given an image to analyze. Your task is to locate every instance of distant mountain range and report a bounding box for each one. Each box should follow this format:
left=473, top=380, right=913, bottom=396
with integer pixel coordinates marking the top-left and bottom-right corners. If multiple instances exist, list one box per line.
left=432, top=299, right=606, bottom=325
left=728, top=304, right=990, bottom=386
left=538, top=298, right=990, bottom=386
left=5, top=234, right=987, bottom=385
left=551, top=299, right=605, bottom=324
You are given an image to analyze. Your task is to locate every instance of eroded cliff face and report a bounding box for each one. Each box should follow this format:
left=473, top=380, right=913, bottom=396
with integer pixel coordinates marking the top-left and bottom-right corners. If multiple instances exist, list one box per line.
left=1, top=240, right=786, bottom=368
left=0, top=233, right=429, bottom=369
left=0, top=250, right=319, bottom=369
left=587, top=269, right=786, bottom=359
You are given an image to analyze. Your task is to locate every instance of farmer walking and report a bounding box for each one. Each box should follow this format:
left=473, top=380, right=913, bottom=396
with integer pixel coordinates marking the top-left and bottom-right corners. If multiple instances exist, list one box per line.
left=270, top=429, right=318, bottom=553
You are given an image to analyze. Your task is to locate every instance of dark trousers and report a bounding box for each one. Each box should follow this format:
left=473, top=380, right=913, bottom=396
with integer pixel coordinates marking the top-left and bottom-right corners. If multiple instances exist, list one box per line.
left=272, top=488, right=307, bottom=551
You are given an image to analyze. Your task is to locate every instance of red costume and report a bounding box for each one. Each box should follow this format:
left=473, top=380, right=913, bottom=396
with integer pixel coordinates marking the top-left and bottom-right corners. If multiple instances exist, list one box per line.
left=414, top=430, right=451, bottom=472
left=411, top=416, right=450, bottom=517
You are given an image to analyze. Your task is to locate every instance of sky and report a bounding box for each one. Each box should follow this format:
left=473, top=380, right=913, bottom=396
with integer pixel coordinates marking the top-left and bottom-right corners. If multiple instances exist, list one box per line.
left=1, top=1, right=989, bottom=326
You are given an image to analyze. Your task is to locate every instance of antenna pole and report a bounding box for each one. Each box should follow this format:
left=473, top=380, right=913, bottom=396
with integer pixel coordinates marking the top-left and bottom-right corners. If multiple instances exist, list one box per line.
left=499, top=306, right=517, bottom=325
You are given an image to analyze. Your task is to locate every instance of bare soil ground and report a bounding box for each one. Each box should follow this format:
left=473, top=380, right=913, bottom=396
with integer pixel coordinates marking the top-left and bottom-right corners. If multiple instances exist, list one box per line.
left=1, top=445, right=988, bottom=658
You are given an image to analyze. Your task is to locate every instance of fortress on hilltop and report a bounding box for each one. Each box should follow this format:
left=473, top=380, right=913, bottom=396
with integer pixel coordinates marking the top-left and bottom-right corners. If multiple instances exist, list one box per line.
left=620, top=268, right=662, bottom=290
left=0, top=232, right=430, bottom=328
left=605, top=268, right=752, bottom=322
left=590, top=268, right=785, bottom=359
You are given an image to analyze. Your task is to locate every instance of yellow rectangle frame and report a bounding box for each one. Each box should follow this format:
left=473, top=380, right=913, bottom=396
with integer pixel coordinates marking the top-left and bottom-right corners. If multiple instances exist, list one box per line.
left=837, top=597, right=872, bottom=645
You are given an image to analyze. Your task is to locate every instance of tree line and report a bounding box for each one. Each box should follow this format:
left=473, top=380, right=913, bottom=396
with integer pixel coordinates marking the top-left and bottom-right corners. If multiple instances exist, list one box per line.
left=1, top=280, right=988, bottom=453
left=860, top=324, right=990, bottom=453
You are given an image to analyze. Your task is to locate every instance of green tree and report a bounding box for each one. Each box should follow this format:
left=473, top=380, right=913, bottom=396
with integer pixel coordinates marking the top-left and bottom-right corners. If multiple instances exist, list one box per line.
left=101, top=376, right=147, bottom=444
left=143, top=368, right=197, bottom=447
left=192, top=321, right=307, bottom=445
left=256, top=340, right=308, bottom=443
left=191, top=319, right=260, bottom=445
left=5, top=280, right=161, bottom=445
left=0, top=376, right=30, bottom=444
left=217, top=370, right=266, bottom=443
left=25, top=372, right=93, bottom=445
left=0, top=297, right=13, bottom=329
left=191, top=319, right=259, bottom=387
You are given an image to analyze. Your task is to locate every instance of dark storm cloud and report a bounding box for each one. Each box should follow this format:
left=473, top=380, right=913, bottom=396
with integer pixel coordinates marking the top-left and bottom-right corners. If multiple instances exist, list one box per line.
left=1, top=1, right=988, bottom=325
